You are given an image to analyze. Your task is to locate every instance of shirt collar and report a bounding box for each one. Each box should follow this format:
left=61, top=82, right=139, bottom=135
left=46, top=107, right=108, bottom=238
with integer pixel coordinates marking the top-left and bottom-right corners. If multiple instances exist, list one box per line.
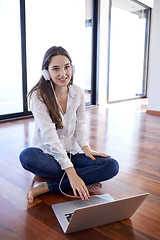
left=68, top=85, right=76, bottom=99
left=66, top=85, right=76, bottom=112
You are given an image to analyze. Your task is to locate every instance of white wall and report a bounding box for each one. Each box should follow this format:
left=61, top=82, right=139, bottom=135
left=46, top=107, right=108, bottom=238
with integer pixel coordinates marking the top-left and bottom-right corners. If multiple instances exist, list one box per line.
left=147, top=0, right=160, bottom=112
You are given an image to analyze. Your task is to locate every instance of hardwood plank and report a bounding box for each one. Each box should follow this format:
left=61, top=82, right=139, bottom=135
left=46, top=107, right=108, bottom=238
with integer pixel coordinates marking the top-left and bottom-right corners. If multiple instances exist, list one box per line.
left=96, top=218, right=158, bottom=240
left=131, top=213, right=160, bottom=240
left=146, top=110, right=160, bottom=116
left=0, top=223, right=23, bottom=240
left=0, top=195, right=67, bottom=240
left=0, top=176, right=41, bottom=210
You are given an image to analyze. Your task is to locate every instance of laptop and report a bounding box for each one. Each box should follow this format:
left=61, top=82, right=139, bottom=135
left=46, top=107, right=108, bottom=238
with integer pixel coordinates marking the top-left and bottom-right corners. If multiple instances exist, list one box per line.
left=52, top=193, right=149, bottom=234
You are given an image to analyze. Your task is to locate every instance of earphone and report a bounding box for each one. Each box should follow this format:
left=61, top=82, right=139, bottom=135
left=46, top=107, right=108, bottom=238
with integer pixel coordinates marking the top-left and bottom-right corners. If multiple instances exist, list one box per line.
left=42, top=68, right=79, bottom=199
left=42, top=69, right=51, bottom=81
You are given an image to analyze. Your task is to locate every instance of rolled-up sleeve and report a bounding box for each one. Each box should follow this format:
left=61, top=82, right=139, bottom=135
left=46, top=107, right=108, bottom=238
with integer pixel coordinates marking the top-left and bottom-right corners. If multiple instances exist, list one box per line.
left=31, top=92, right=73, bottom=170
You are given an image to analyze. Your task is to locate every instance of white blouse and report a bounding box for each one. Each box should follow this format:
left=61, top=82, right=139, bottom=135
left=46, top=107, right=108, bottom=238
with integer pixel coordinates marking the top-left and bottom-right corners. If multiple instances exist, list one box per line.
left=31, top=84, right=89, bottom=170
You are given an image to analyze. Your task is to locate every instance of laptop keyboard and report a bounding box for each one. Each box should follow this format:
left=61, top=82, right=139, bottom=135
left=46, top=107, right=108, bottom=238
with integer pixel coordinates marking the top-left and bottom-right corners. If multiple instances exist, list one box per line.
left=65, top=213, right=73, bottom=222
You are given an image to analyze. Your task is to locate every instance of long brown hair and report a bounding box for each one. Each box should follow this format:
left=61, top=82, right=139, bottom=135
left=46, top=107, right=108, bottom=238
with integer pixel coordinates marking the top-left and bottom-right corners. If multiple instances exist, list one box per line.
left=28, top=46, right=73, bottom=129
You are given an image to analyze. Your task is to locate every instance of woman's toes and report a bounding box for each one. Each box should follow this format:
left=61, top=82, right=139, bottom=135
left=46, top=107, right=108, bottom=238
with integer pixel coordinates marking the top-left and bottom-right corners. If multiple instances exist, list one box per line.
left=87, top=183, right=102, bottom=193
left=27, top=188, right=34, bottom=203
left=26, top=181, right=48, bottom=203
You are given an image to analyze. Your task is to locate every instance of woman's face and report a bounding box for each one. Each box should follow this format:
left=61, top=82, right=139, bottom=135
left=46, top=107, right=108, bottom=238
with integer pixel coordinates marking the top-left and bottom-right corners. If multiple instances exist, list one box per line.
left=48, top=55, right=72, bottom=88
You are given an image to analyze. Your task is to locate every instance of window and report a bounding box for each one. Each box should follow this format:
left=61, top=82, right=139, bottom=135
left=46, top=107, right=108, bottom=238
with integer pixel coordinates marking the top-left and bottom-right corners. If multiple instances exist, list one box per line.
left=25, top=0, right=92, bottom=103
left=0, top=0, right=94, bottom=122
left=0, top=0, right=23, bottom=115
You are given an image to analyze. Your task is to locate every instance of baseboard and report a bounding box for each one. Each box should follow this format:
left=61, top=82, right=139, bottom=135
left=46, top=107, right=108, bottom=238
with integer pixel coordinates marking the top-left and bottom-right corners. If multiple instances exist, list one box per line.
left=146, top=110, right=160, bottom=116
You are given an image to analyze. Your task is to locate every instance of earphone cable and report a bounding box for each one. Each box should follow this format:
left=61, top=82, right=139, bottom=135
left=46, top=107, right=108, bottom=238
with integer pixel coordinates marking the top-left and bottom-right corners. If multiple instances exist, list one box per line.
left=59, top=153, right=81, bottom=199
left=49, top=79, right=80, bottom=199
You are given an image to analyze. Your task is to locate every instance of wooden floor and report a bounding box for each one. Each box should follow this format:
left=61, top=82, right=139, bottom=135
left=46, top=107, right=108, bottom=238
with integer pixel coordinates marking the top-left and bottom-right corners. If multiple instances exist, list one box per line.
left=0, top=98, right=160, bottom=240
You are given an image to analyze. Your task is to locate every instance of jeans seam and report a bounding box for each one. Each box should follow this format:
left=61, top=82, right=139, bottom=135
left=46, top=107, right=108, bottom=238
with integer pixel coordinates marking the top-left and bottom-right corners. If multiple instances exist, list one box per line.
left=59, top=161, right=108, bottom=185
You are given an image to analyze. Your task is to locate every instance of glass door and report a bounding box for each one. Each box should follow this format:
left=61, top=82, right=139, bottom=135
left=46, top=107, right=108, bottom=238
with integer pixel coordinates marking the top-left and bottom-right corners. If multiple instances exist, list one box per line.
left=108, top=0, right=150, bottom=102
left=25, top=0, right=93, bottom=103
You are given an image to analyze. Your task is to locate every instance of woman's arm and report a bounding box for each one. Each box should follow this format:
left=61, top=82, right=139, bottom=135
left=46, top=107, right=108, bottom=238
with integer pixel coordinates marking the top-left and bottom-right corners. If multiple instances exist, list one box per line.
left=65, top=167, right=90, bottom=201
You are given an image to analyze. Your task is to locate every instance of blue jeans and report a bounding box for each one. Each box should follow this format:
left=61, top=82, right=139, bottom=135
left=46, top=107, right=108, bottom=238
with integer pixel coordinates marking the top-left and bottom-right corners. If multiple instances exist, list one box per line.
left=19, top=147, right=119, bottom=194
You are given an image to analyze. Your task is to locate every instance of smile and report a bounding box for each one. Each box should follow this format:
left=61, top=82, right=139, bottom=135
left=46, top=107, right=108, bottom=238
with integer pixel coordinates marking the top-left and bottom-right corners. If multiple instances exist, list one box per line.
left=58, top=77, right=68, bottom=81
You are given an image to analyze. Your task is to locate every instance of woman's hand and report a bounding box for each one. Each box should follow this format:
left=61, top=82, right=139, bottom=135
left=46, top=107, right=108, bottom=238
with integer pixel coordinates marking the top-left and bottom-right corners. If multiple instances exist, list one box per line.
left=65, top=167, right=90, bottom=201
left=82, top=145, right=111, bottom=161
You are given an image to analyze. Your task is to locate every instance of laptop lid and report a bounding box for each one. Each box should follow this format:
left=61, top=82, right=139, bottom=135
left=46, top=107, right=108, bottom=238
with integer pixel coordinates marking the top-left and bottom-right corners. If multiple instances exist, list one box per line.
left=52, top=193, right=149, bottom=234
left=52, top=194, right=114, bottom=233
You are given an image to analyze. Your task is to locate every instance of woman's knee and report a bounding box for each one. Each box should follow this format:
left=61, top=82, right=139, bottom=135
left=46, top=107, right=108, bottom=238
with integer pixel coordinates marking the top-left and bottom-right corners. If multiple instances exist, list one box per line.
left=19, top=147, right=41, bottom=168
left=108, top=158, right=119, bottom=177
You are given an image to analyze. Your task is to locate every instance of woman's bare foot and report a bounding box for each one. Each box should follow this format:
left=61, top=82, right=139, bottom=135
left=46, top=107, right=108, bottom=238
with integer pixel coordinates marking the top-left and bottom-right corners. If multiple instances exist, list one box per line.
left=31, top=175, right=54, bottom=187
left=27, top=181, right=49, bottom=204
left=27, top=180, right=102, bottom=203
left=87, top=183, right=102, bottom=193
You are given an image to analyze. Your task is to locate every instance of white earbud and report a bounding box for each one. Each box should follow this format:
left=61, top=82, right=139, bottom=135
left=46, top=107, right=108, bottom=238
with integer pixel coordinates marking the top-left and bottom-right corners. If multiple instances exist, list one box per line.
left=72, top=65, right=75, bottom=75
left=42, top=69, right=51, bottom=81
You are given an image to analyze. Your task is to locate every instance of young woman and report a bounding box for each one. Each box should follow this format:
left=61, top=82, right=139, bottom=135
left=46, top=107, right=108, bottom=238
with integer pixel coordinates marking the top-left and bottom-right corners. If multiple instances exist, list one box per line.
left=19, top=46, right=119, bottom=203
